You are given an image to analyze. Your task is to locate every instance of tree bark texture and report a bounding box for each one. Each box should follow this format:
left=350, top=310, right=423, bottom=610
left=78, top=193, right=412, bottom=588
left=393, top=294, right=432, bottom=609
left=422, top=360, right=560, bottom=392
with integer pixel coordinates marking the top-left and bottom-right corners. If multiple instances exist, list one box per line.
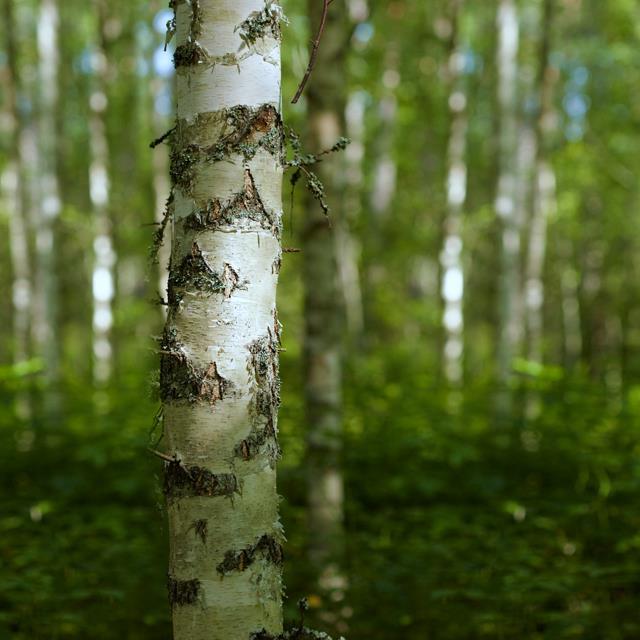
left=160, top=2, right=285, bottom=638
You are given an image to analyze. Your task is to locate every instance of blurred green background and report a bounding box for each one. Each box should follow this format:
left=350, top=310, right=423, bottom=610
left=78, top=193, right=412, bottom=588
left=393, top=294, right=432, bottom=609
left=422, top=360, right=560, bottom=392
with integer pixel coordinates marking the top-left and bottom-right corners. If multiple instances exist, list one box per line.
left=2, top=0, right=640, bottom=638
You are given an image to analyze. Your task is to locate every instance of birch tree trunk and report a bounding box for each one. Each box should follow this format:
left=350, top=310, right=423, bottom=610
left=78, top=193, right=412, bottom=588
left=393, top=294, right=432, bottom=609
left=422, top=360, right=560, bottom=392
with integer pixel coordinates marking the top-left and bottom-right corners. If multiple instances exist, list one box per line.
left=495, top=0, right=521, bottom=396
left=440, top=0, right=468, bottom=386
left=160, top=2, right=284, bottom=638
left=90, top=1, right=116, bottom=385
left=526, top=0, right=556, bottom=366
left=34, top=0, right=61, bottom=404
left=303, top=0, right=348, bottom=616
left=3, top=0, right=32, bottom=379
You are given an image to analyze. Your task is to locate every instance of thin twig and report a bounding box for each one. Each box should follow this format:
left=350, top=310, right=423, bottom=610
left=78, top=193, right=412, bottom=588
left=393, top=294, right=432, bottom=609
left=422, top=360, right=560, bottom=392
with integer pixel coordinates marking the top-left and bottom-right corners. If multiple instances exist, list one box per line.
left=291, top=0, right=333, bottom=103
left=150, top=125, right=176, bottom=149
left=148, top=447, right=178, bottom=463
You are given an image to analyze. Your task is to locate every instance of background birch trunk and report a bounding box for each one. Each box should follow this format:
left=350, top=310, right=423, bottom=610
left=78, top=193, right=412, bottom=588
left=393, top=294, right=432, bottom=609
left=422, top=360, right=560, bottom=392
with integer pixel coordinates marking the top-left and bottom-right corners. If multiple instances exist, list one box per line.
left=89, top=1, right=116, bottom=386
left=302, top=0, right=348, bottom=622
left=526, top=0, right=556, bottom=368
left=34, top=0, right=61, bottom=406
left=160, top=2, right=284, bottom=638
left=495, top=0, right=521, bottom=403
left=440, top=0, right=468, bottom=386
left=3, top=0, right=31, bottom=371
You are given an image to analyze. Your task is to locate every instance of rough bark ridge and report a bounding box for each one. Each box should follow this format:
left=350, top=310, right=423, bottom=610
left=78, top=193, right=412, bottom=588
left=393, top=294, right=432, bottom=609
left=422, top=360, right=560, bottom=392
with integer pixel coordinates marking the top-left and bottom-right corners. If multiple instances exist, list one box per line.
left=160, top=2, right=284, bottom=638
left=302, top=0, right=347, bottom=624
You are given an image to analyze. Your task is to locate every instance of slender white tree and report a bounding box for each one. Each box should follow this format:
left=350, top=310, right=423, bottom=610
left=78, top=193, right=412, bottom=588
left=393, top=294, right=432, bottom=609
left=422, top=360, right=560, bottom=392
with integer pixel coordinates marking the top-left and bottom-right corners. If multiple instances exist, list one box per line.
left=440, top=0, right=468, bottom=385
left=34, top=0, right=62, bottom=400
left=89, top=1, right=116, bottom=385
left=526, top=0, right=557, bottom=366
left=159, top=1, right=285, bottom=638
left=3, top=0, right=32, bottom=382
left=495, top=0, right=521, bottom=394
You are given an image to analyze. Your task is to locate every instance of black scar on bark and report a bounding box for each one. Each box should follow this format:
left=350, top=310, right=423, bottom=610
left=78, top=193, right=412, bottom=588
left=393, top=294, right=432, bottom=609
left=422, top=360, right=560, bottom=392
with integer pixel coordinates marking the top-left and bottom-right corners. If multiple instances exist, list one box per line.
left=248, top=331, right=281, bottom=420
left=182, top=168, right=278, bottom=235
left=164, top=462, right=238, bottom=500
left=167, top=576, right=201, bottom=606
left=193, top=519, right=208, bottom=543
left=217, top=534, right=283, bottom=576
left=159, top=327, right=231, bottom=404
left=235, top=418, right=280, bottom=466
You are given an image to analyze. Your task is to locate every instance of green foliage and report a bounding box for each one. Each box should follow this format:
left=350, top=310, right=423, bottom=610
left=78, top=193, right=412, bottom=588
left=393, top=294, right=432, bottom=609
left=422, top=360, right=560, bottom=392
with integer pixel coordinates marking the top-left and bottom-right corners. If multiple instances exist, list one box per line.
left=1, top=0, right=640, bottom=638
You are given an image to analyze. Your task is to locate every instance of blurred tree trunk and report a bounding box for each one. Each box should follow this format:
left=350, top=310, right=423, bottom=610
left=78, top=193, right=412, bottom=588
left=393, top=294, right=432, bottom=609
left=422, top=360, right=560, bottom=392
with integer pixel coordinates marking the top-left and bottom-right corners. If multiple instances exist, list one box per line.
left=303, top=0, right=348, bottom=622
left=34, top=0, right=61, bottom=408
left=440, top=0, right=468, bottom=386
left=89, top=1, right=116, bottom=386
left=160, top=1, right=284, bottom=638
left=339, top=90, right=366, bottom=336
left=525, top=0, right=556, bottom=367
left=494, top=0, right=521, bottom=404
left=3, top=0, right=32, bottom=418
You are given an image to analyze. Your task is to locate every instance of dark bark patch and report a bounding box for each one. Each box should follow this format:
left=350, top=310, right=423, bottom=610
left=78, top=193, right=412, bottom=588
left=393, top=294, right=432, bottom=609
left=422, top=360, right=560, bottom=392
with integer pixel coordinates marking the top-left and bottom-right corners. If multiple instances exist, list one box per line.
left=235, top=418, right=280, bottom=465
left=174, top=104, right=284, bottom=172
left=217, top=534, right=283, bottom=576
left=172, top=0, right=204, bottom=67
left=248, top=331, right=280, bottom=420
left=159, top=327, right=231, bottom=404
left=167, top=576, right=201, bottom=606
left=164, top=462, right=238, bottom=500
left=183, top=168, right=277, bottom=233
left=194, top=519, right=207, bottom=543
left=174, top=41, right=209, bottom=68
left=168, top=242, right=245, bottom=306
left=170, top=143, right=199, bottom=195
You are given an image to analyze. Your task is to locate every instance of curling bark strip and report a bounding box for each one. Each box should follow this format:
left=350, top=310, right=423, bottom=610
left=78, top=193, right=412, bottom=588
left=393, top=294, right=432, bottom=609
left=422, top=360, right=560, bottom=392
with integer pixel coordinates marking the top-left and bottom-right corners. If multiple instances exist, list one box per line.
left=160, top=2, right=284, bottom=638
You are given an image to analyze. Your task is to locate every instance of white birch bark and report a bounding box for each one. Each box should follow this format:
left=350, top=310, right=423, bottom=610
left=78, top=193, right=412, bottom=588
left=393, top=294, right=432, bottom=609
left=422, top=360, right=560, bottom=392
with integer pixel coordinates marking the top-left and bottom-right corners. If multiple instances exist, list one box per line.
left=440, top=0, right=468, bottom=385
left=160, top=2, right=284, bottom=638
